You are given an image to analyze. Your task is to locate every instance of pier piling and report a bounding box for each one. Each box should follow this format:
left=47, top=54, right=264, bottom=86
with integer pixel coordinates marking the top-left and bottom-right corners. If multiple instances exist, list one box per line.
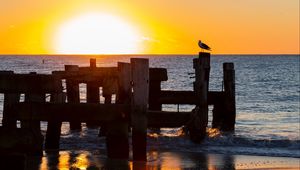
left=222, top=63, right=236, bottom=131
left=65, top=65, right=81, bottom=130
left=1, top=71, right=19, bottom=128
left=131, top=58, right=149, bottom=161
left=0, top=55, right=237, bottom=160
left=189, top=52, right=210, bottom=142
left=86, top=59, right=100, bottom=127
left=45, top=79, right=64, bottom=151
left=106, top=62, right=131, bottom=159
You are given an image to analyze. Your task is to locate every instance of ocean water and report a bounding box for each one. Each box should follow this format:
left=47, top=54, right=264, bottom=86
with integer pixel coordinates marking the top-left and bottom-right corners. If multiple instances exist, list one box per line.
left=0, top=54, right=299, bottom=158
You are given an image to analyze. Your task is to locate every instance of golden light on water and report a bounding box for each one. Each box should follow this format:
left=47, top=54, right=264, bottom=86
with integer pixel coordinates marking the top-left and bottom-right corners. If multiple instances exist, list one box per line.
left=73, top=153, right=89, bottom=170
left=54, top=12, right=141, bottom=54
left=207, top=128, right=221, bottom=138
left=58, top=152, right=70, bottom=170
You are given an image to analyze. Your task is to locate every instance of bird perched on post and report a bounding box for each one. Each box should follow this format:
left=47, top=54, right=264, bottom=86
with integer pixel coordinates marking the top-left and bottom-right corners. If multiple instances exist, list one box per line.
left=198, top=40, right=211, bottom=51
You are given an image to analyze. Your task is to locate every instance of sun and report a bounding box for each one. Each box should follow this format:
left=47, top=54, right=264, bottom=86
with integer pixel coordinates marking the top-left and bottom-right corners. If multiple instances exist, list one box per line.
left=54, top=13, right=141, bottom=54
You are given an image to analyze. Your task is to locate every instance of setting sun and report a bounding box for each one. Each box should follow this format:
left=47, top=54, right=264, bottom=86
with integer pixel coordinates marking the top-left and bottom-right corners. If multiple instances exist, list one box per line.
left=0, top=0, right=298, bottom=54
left=54, top=12, right=141, bottom=54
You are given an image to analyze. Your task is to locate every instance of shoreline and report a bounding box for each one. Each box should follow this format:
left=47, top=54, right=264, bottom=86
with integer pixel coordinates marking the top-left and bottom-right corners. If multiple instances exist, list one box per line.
left=19, top=150, right=299, bottom=169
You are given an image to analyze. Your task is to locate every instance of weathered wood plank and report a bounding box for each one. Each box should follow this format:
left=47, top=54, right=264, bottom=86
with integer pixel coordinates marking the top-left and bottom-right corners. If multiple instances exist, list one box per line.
left=12, top=103, right=129, bottom=122
left=2, top=93, right=20, bottom=128
left=222, top=63, right=236, bottom=131
left=45, top=92, right=65, bottom=150
left=131, top=58, right=149, bottom=161
left=52, top=67, right=118, bottom=80
left=19, top=72, right=45, bottom=155
left=86, top=83, right=100, bottom=127
left=158, top=90, right=224, bottom=105
left=22, top=93, right=44, bottom=130
left=106, top=62, right=131, bottom=160
left=52, top=68, right=166, bottom=82
left=116, top=63, right=131, bottom=104
left=189, top=52, right=210, bottom=143
left=159, top=90, right=196, bottom=104
left=87, top=84, right=100, bottom=103
left=1, top=70, right=19, bottom=128
left=90, top=58, right=96, bottom=68
left=102, top=79, right=118, bottom=96
left=149, top=68, right=168, bottom=81
left=149, top=81, right=162, bottom=110
left=147, top=111, right=191, bottom=128
left=0, top=74, right=62, bottom=93
left=21, top=72, right=44, bottom=130
left=65, top=65, right=81, bottom=130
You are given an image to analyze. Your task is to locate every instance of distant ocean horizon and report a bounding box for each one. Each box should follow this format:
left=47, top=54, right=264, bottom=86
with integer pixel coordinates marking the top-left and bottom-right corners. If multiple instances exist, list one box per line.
left=0, top=54, right=299, bottom=158
left=0, top=54, right=299, bottom=56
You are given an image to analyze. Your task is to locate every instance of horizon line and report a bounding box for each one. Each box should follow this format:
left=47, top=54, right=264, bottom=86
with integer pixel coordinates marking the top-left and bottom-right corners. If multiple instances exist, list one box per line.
left=0, top=53, right=299, bottom=56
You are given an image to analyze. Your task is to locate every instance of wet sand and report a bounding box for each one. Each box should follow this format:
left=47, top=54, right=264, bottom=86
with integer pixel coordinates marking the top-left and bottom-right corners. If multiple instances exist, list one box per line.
left=21, top=150, right=300, bottom=170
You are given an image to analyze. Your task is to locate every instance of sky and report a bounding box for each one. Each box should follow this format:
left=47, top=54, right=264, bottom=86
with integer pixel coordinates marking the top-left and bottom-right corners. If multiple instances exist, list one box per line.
left=0, top=0, right=299, bottom=54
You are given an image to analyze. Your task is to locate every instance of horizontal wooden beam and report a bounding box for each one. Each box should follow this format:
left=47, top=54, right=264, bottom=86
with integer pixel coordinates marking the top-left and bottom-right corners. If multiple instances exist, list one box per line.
left=159, top=90, right=197, bottom=104
left=147, top=110, right=191, bottom=128
left=0, top=74, right=62, bottom=93
left=52, top=68, right=118, bottom=82
left=12, top=103, right=192, bottom=128
left=158, top=90, right=224, bottom=105
left=12, top=103, right=129, bottom=122
left=149, top=68, right=168, bottom=81
left=52, top=67, right=167, bottom=82
left=208, top=91, right=225, bottom=104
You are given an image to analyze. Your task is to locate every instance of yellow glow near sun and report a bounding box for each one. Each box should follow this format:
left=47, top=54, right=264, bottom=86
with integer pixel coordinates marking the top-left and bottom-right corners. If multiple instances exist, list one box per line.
left=54, top=13, right=141, bottom=54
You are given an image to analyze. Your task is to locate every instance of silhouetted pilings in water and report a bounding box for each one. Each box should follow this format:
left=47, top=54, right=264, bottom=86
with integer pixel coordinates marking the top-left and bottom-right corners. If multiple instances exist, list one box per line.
left=212, top=63, right=236, bottom=131
left=188, top=52, right=210, bottom=142
left=0, top=53, right=236, bottom=161
left=65, top=65, right=81, bottom=130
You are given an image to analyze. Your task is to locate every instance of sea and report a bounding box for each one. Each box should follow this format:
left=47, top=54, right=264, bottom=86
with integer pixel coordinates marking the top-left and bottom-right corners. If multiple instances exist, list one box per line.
left=0, top=54, right=299, bottom=161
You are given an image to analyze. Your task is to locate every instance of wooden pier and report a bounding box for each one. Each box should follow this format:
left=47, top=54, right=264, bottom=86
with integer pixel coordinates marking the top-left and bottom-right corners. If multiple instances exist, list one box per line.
left=0, top=52, right=236, bottom=161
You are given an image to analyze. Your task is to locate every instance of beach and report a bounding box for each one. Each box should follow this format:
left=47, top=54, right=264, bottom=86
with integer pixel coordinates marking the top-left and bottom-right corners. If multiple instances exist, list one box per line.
left=20, top=150, right=299, bottom=169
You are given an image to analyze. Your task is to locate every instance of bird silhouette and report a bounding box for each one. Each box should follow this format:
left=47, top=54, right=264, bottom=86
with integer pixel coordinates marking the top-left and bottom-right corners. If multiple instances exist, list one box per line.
left=198, top=40, right=211, bottom=51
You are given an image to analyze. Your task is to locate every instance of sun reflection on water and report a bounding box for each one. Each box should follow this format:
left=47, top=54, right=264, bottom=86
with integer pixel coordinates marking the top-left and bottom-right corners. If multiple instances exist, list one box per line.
left=37, top=150, right=261, bottom=169
left=58, top=152, right=70, bottom=170
left=72, top=153, right=89, bottom=170
left=207, top=128, right=221, bottom=138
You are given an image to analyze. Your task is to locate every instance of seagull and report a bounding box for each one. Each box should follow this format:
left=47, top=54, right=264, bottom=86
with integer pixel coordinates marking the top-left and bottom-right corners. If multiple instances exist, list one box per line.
left=198, top=40, right=211, bottom=51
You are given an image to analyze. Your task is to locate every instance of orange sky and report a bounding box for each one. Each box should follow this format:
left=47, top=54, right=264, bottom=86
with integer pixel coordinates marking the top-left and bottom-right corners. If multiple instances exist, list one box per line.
left=0, top=0, right=299, bottom=54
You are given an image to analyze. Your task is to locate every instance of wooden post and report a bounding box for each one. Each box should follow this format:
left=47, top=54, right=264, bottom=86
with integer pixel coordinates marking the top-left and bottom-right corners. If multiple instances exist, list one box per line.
left=86, top=83, right=100, bottom=127
left=97, top=94, right=111, bottom=136
left=131, top=58, right=149, bottom=161
left=99, top=77, right=118, bottom=136
left=222, top=63, right=236, bottom=131
left=87, top=84, right=99, bottom=104
left=104, top=94, right=112, bottom=104
left=45, top=77, right=64, bottom=151
left=149, top=81, right=162, bottom=111
left=90, top=58, right=96, bottom=68
left=106, top=62, right=130, bottom=160
left=148, top=80, right=162, bottom=133
left=148, top=68, right=167, bottom=134
left=21, top=72, right=45, bottom=155
left=2, top=93, right=20, bottom=128
left=86, top=58, right=100, bottom=127
left=189, top=52, right=210, bottom=143
left=212, top=93, right=225, bottom=129
left=22, top=72, right=45, bottom=130
left=65, top=65, right=81, bottom=130
left=1, top=71, right=20, bottom=128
